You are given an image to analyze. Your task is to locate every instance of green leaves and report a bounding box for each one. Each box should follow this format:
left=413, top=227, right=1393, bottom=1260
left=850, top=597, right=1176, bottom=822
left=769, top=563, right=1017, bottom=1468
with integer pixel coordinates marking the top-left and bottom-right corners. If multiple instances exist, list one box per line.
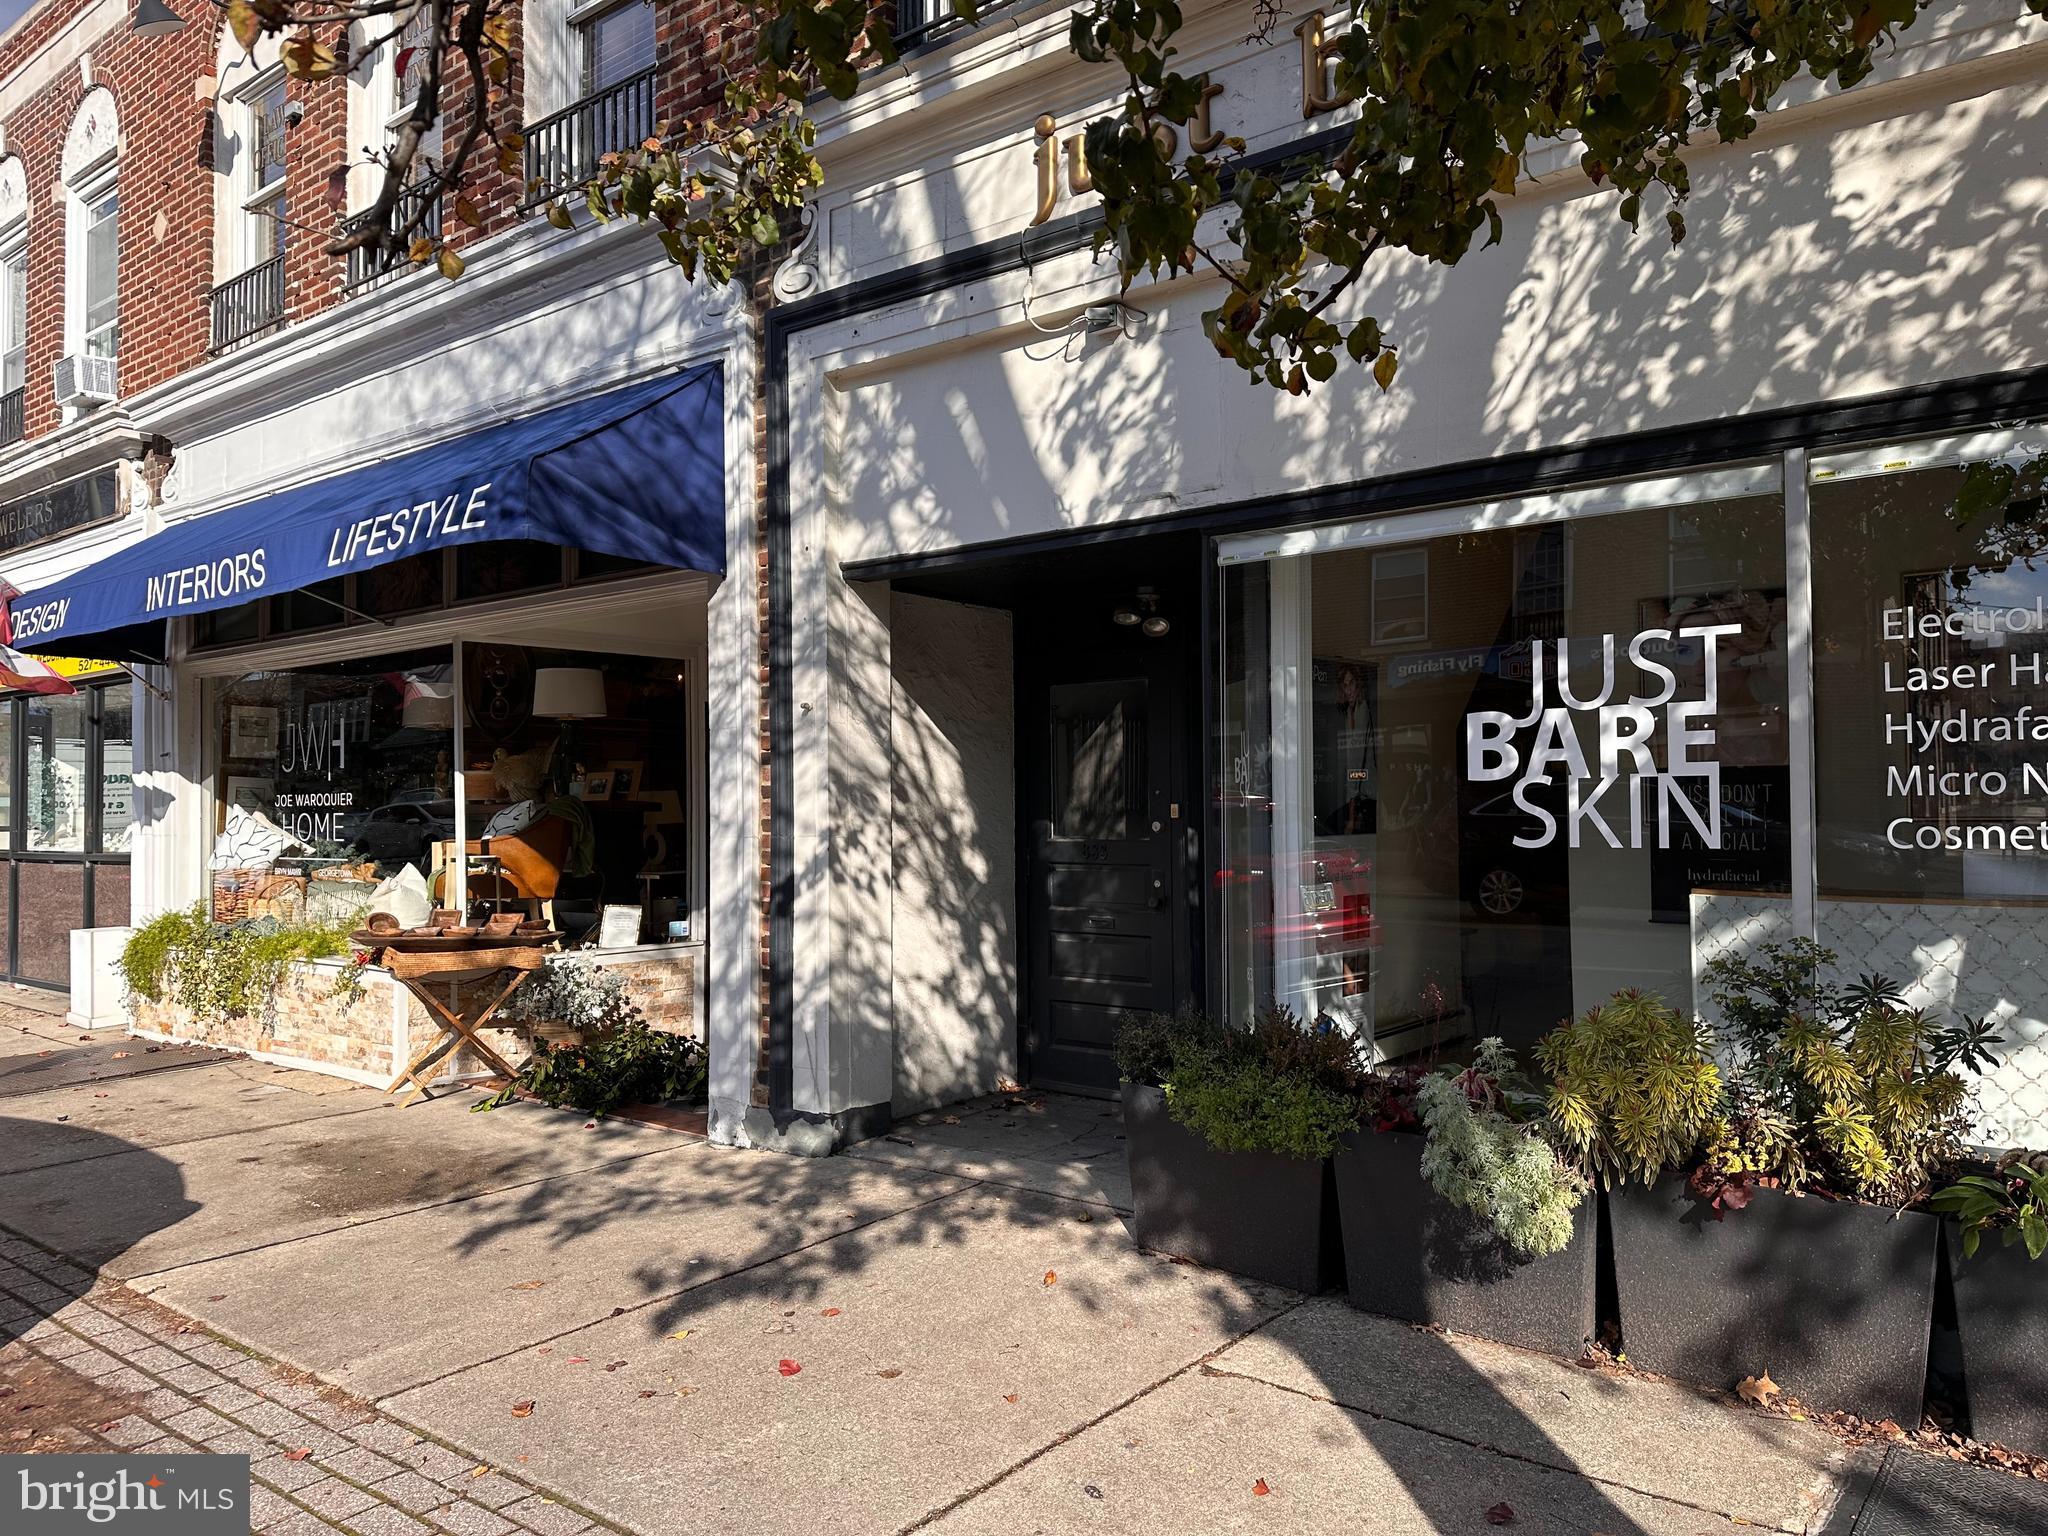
left=1537, top=990, right=1722, bottom=1188
left=1040, top=0, right=1951, bottom=393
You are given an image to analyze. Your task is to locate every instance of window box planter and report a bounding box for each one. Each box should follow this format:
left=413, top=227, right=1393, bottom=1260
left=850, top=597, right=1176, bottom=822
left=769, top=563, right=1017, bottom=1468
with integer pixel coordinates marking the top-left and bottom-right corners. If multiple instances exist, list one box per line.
left=1331, top=1128, right=1595, bottom=1358
left=1121, top=1083, right=1341, bottom=1293
left=1946, top=1225, right=2048, bottom=1457
left=1610, top=1176, right=1937, bottom=1424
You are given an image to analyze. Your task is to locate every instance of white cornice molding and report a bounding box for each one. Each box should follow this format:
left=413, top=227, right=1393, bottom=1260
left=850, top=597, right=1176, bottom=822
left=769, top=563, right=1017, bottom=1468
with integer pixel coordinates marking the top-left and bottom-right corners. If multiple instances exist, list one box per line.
left=130, top=212, right=743, bottom=451
left=0, top=405, right=141, bottom=504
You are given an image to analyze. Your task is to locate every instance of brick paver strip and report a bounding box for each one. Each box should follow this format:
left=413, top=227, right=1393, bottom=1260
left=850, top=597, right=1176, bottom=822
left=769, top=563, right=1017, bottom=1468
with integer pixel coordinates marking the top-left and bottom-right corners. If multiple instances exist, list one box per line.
left=0, top=1233, right=630, bottom=1536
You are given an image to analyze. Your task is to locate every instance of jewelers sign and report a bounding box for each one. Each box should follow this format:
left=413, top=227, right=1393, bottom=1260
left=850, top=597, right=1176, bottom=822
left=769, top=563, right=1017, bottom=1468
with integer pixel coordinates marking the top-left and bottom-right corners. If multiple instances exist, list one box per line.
left=1463, top=625, right=1743, bottom=850
left=0, top=470, right=120, bottom=558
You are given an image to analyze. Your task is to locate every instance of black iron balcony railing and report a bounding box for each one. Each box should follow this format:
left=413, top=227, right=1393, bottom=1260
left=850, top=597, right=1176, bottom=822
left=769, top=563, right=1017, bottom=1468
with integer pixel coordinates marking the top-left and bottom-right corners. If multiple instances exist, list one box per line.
left=521, top=68, right=658, bottom=208
left=0, top=386, right=21, bottom=448
left=343, top=182, right=443, bottom=290
left=891, top=0, right=1021, bottom=52
left=208, top=254, right=287, bottom=352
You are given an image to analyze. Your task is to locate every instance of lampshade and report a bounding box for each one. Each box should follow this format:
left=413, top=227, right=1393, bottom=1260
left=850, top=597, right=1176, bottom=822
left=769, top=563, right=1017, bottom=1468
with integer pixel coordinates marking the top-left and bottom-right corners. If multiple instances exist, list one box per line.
left=133, top=0, right=187, bottom=37
left=401, top=692, right=454, bottom=731
left=533, top=667, right=607, bottom=720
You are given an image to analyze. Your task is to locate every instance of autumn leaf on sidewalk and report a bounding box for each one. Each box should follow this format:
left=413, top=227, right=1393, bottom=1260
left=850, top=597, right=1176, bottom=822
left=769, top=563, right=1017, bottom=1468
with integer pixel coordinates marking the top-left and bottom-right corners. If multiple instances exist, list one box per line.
left=510, top=1400, right=535, bottom=1418
left=777, top=1359, right=802, bottom=1377
left=1043, top=1271, right=1058, bottom=1288
left=1484, top=1502, right=1516, bottom=1525
left=1251, top=1479, right=1271, bottom=1496
left=1737, top=1371, right=1781, bottom=1408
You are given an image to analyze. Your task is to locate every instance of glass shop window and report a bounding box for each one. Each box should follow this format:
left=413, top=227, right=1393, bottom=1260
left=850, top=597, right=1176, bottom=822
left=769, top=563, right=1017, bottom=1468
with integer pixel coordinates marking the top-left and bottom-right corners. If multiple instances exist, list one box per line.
left=24, top=692, right=90, bottom=852
left=211, top=648, right=455, bottom=921
left=1811, top=433, right=2048, bottom=1150
left=456, top=643, right=690, bottom=950
left=1219, top=480, right=1790, bottom=1065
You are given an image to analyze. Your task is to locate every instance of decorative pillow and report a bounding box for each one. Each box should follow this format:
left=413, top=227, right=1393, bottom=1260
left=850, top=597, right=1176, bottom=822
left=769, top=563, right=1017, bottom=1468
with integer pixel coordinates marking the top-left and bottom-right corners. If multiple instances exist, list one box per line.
left=211, top=804, right=306, bottom=871
left=484, top=800, right=541, bottom=840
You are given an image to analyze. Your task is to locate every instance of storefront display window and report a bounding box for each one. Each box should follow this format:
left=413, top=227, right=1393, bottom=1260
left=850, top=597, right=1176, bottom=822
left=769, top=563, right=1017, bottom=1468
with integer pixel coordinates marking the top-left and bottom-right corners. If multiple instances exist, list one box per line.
left=206, top=638, right=696, bottom=950
left=1219, top=475, right=1790, bottom=1066
left=0, top=676, right=132, bottom=986
left=25, top=691, right=90, bottom=852
left=212, top=648, right=454, bottom=916
left=1219, top=442, right=2048, bottom=1151
left=1811, top=433, right=2048, bottom=1148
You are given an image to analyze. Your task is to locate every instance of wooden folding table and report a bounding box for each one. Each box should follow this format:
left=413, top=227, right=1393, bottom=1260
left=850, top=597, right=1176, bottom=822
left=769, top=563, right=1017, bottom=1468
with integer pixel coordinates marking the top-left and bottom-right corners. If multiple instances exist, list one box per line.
left=354, top=933, right=557, bottom=1107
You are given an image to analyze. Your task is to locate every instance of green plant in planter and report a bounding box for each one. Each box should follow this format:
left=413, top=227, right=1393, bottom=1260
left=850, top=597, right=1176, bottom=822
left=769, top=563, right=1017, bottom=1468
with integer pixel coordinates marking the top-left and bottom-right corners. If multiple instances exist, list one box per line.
left=508, top=1018, right=708, bottom=1118
left=1113, top=1003, right=1221, bottom=1088
left=1416, top=1039, right=1587, bottom=1257
left=1931, top=1151, right=2048, bottom=1261
left=120, top=905, right=359, bottom=1023
left=479, top=958, right=708, bottom=1118
left=1537, top=989, right=1722, bottom=1187
left=1703, top=940, right=2000, bottom=1205
left=1116, top=1005, right=1368, bottom=1161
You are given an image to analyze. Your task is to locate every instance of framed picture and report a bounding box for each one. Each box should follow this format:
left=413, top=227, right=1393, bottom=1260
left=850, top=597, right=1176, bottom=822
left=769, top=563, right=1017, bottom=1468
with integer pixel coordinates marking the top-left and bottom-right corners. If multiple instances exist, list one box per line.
left=224, top=776, right=275, bottom=815
left=579, top=770, right=615, bottom=800
left=612, top=761, right=647, bottom=798
left=597, top=904, right=644, bottom=948
left=228, top=706, right=279, bottom=759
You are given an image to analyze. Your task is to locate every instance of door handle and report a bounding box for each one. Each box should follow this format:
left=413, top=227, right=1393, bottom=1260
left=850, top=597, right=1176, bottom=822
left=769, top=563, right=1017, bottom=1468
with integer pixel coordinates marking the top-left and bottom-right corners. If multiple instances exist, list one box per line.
left=1148, top=895, right=1165, bottom=910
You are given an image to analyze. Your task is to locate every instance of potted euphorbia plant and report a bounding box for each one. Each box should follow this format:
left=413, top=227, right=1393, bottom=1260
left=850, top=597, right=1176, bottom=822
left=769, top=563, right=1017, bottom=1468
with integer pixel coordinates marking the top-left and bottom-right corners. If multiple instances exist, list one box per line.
left=1333, top=1038, right=1594, bottom=1357
left=1609, top=941, right=1998, bottom=1426
left=1116, top=1005, right=1361, bottom=1293
left=1931, top=1151, right=2048, bottom=1456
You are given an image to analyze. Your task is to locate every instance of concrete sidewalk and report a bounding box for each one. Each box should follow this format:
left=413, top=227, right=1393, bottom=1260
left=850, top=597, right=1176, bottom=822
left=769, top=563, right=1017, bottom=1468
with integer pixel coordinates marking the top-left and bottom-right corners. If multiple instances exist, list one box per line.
left=0, top=1018, right=1897, bottom=1534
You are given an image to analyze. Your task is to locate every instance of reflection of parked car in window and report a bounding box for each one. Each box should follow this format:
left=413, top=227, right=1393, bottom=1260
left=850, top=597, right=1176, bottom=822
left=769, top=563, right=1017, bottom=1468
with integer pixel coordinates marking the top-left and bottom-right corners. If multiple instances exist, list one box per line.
left=1459, top=783, right=1570, bottom=919
left=1219, top=842, right=1376, bottom=953
left=353, top=798, right=456, bottom=868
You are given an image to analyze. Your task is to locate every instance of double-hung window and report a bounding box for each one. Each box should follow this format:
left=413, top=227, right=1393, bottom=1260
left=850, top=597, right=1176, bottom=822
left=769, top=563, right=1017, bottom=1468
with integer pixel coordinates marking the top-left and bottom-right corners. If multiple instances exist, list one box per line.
left=0, top=238, right=24, bottom=400
left=237, top=73, right=289, bottom=270
left=78, top=183, right=118, bottom=361
left=573, top=0, right=655, bottom=95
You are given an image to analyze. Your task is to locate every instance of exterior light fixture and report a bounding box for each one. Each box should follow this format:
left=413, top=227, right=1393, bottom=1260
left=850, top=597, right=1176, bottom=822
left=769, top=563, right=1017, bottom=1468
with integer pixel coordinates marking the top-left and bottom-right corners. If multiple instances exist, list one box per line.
left=1115, top=586, right=1171, bottom=637
left=133, top=0, right=188, bottom=38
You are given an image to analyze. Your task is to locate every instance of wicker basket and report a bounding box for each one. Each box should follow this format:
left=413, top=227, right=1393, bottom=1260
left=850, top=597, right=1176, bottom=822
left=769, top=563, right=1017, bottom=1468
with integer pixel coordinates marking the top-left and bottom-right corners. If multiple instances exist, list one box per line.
left=244, top=872, right=310, bottom=923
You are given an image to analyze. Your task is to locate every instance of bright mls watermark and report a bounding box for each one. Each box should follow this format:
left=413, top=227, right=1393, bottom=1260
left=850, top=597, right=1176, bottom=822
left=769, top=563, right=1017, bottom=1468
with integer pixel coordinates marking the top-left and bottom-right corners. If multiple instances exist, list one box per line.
left=4, top=1455, right=247, bottom=1534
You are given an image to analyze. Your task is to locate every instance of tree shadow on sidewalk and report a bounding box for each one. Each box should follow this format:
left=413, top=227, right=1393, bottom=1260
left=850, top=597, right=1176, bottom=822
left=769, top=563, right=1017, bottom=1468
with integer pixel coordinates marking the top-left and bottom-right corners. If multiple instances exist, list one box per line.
left=0, top=1116, right=200, bottom=1347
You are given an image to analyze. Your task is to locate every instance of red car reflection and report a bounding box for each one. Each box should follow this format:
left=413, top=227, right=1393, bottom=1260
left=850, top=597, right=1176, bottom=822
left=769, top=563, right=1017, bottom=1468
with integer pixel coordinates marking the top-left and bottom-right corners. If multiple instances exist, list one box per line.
left=1217, top=842, right=1376, bottom=952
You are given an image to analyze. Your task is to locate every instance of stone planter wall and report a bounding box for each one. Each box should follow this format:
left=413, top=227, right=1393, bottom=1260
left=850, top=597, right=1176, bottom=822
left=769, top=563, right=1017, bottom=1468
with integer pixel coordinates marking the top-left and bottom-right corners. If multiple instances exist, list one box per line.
left=124, top=944, right=702, bottom=1087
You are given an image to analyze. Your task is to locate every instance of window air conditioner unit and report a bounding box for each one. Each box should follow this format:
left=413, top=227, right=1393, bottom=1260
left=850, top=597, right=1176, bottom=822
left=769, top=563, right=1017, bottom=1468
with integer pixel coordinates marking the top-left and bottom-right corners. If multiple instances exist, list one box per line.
left=53, top=353, right=117, bottom=408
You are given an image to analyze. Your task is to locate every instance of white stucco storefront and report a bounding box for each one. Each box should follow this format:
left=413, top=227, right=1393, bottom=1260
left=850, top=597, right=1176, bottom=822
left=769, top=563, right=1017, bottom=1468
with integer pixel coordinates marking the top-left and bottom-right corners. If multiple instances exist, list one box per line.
left=752, top=1, right=2048, bottom=1147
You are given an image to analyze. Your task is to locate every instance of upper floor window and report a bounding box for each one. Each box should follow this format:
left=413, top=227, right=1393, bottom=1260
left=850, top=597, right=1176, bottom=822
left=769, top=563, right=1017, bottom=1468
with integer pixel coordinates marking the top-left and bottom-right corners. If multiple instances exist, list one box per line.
left=1, top=244, right=25, bottom=395
left=234, top=72, right=289, bottom=269
left=0, top=154, right=26, bottom=427
left=574, top=0, right=655, bottom=94
left=78, top=184, right=120, bottom=360
left=392, top=4, right=435, bottom=135
left=61, top=85, right=121, bottom=372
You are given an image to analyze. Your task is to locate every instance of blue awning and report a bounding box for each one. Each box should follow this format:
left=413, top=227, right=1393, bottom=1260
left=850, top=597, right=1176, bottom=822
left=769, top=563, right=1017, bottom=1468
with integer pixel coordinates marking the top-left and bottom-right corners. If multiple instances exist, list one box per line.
left=11, top=365, right=724, bottom=658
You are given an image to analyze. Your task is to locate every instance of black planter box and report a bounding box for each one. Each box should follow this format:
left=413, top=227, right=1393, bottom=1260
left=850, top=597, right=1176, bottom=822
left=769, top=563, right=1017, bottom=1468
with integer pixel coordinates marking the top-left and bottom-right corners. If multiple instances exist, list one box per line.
left=1610, top=1176, right=1937, bottom=1424
left=1330, top=1129, right=1596, bottom=1358
left=1947, top=1224, right=2048, bottom=1457
left=1121, top=1083, right=1340, bottom=1293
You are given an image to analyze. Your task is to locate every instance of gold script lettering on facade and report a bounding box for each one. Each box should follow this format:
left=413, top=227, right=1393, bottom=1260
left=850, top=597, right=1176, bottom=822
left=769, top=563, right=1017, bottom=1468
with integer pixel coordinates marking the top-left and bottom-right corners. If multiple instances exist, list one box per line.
left=1189, top=77, right=1225, bottom=153
left=1032, top=114, right=1060, bottom=225
left=1294, top=12, right=1349, bottom=119
left=1030, top=115, right=1183, bottom=225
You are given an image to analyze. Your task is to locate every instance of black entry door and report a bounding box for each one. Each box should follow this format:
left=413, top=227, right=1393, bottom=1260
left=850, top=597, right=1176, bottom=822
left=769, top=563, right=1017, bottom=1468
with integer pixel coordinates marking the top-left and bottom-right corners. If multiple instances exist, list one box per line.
left=1025, top=669, right=1180, bottom=1094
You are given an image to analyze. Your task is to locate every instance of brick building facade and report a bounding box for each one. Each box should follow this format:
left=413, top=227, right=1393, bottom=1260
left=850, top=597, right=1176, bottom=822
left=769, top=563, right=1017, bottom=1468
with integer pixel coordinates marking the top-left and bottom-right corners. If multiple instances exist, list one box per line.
left=0, top=0, right=774, bottom=1127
